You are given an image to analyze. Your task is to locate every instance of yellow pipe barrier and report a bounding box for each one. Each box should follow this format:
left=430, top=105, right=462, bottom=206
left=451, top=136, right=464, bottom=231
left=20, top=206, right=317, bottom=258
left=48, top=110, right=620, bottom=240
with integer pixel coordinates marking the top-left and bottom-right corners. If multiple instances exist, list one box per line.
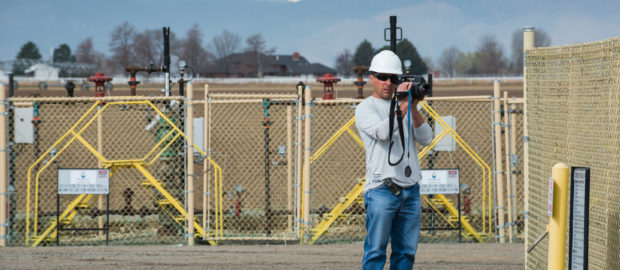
left=548, top=163, right=569, bottom=270
left=300, top=101, right=492, bottom=243
left=32, top=102, right=113, bottom=237
left=30, top=194, right=93, bottom=246
left=69, top=130, right=107, bottom=162
left=26, top=99, right=225, bottom=245
left=143, top=129, right=178, bottom=163
left=422, top=196, right=459, bottom=227
left=419, top=101, right=493, bottom=238
left=345, top=127, right=365, bottom=148
left=26, top=101, right=100, bottom=245
left=311, top=117, right=356, bottom=162
left=147, top=132, right=182, bottom=166
left=417, top=130, right=449, bottom=157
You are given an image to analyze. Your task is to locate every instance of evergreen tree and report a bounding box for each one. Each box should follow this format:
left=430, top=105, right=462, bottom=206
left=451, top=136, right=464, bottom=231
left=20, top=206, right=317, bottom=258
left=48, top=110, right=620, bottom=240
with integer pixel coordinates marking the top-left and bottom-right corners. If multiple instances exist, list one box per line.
left=378, top=39, right=428, bottom=74
left=352, top=39, right=374, bottom=66
left=13, top=41, right=42, bottom=75
left=53, top=44, right=75, bottom=63
left=16, top=41, right=42, bottom=60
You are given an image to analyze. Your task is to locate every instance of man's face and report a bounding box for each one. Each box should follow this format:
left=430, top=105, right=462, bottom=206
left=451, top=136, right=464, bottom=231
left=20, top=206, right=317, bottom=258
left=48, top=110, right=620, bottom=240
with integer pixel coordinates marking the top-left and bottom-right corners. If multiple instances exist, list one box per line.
left=370, top=73, right=399, bottom=100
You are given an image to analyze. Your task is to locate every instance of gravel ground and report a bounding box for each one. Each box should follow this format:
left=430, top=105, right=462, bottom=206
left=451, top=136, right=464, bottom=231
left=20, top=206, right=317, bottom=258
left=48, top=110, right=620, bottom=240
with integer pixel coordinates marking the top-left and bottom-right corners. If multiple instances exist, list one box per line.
left=0, top=243, right=524, bottom=269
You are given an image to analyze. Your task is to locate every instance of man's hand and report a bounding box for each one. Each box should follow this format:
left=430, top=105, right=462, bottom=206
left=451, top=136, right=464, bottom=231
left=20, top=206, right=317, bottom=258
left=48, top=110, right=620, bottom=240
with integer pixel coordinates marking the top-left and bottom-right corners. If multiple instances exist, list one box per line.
left=396, top=82, right=418, bottom=116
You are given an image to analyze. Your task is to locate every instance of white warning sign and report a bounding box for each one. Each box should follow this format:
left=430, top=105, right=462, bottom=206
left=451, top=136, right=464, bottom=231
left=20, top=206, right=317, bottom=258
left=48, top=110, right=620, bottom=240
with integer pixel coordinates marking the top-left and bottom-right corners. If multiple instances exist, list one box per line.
left=58, top=169, right=110, bottom=194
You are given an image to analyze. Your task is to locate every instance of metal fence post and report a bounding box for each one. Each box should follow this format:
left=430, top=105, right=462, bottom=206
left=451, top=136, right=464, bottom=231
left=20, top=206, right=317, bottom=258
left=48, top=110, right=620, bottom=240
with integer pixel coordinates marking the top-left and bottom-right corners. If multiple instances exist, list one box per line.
left=203, top=84, right=210, bottom=239
left=302, top=86, right=312, bottom=242
left=503, top=91, right=515, bottom=243
left=493, top=80, right=506, bottom=243
left=510, top=102, right=519, bottom=243
left=186, top=83, right=195, bottom=246
left=287, top=105, right=293, bottom=233
left=0, top=84, right=6, bottom=247
left=296, top=84, right=303, bottom=238
left=98, top=97, right=104, bottom=237
left=523, top=26, right=535, bottom=261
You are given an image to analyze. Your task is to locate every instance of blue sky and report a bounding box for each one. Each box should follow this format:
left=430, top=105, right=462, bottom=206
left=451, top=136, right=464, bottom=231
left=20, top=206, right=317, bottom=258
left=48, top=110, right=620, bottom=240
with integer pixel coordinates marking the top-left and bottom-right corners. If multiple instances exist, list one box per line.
left=1, top=0, right=619, bottom=69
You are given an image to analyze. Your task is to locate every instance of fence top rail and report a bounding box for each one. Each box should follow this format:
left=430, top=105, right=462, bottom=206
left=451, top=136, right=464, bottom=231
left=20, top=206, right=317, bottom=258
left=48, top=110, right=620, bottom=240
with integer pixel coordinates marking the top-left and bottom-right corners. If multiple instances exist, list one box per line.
left=426, top=95, right=492, bottom=102
left=9, top=96, right=180, bottom=103
left=197, top=99, right=297, bottom=104
left=313, top=96, right=493, bottom=104
left=314, top=98, right=363, bottom=105
left=209, top=93, right=298, bottom=99
left=7, top=94, right=516, bottom=105
left=507, top=98, right=524, bottom=104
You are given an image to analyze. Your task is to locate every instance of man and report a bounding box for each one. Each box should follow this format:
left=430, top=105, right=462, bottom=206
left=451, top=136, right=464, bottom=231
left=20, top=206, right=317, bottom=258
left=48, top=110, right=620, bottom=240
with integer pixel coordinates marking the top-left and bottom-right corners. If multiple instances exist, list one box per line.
left=355, top=50, right=433, bottom=269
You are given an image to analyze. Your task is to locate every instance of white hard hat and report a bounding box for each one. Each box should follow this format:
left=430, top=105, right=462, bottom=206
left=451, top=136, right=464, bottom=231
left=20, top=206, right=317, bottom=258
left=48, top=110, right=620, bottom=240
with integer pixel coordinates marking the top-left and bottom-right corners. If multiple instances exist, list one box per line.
left=369, top=50, right=402, bottom=75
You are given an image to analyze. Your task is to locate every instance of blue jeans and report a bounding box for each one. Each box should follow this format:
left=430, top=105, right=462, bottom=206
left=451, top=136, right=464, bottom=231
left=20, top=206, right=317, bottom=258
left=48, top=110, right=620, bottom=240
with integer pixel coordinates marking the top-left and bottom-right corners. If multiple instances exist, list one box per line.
left=362, top=183, right=421, bottom=270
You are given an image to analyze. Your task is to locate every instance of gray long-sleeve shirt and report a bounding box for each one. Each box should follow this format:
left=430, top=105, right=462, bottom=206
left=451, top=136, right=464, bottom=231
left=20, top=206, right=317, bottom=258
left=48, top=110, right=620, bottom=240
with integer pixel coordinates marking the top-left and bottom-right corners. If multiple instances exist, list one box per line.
left=355, top=96, right=433, bottom=193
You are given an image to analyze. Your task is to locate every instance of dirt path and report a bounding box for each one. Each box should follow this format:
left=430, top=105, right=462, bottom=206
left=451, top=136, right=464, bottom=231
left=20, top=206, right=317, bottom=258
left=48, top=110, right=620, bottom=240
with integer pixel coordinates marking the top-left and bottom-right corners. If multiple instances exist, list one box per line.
left=1, top=243, right=524, bottom=269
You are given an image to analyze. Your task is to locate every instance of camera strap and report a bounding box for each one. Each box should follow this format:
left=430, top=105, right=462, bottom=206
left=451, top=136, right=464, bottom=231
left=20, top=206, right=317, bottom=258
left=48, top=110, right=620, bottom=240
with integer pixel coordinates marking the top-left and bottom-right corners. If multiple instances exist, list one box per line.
left=404, top=89, right=413, bottom=177
left=387, top=96, right=405, bottom=166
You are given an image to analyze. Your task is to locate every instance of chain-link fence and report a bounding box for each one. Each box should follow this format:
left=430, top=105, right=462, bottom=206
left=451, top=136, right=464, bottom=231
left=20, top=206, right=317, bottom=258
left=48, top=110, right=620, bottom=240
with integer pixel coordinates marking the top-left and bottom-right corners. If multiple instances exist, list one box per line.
left=2, top=86, right=526, bottom=247
left=303, top=95, right=524, bottom=245
left=525, top=37, right=620, bottom=269
left=196, top=92, right=299, bottom=241
left=6, top=96, right=224, bottom=246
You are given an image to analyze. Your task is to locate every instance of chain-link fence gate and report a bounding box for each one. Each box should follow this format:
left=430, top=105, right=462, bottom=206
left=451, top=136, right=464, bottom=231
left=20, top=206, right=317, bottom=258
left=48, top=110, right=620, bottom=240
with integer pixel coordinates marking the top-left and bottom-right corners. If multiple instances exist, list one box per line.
left=6, top=96, right=222, bottom=246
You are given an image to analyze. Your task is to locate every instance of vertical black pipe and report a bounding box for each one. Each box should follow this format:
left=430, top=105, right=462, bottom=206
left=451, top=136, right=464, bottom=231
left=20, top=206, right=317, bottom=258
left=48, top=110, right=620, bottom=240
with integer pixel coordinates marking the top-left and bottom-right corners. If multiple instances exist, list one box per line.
left=389, top=16, right=397, bottom=52
left=458, top=185, right=462, bottom=243
left=427, top=73, right=433, bottom=98
left=262, top=99, right=272, bottom=236
left=33, top=102, right=41, bottom=234
left=8, top=73, right=14, bottom=97
left=427, top=73, right=435, bottom=168
left=163, top=27, right=171, bottom=96
left=106, top=193, right=110, bottom=245
left=163, top=27, right=170, bottom=71
left=427, top=73, right=437, bottom=170
left=426, top=72, right=437, bottom=234
left=56, top=194, right=60, bottom=246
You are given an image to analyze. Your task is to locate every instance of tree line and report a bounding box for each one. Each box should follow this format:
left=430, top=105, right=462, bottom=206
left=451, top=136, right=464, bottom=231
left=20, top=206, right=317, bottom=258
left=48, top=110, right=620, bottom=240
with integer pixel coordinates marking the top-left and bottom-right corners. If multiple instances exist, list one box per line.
left=335, top=28, right=551, bottom=77
left=11, top=21, right=274, bottom=77
left=12, top=21, right=551, bottom=78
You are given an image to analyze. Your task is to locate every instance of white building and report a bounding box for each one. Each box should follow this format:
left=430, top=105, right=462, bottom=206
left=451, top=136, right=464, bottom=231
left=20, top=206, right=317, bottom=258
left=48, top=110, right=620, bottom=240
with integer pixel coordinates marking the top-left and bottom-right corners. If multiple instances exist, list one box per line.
left=25, top=63, right=59, bottom=81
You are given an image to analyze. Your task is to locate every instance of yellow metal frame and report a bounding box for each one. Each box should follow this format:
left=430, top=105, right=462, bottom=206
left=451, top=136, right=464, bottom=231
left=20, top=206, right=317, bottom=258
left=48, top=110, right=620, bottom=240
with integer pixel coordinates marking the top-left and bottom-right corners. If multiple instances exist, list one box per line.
left=25, top=100, right=223, bottom=246
left=419, top=102, right=493, bottom=239
left=300, top=116, right=364, bottom=240
left=304, top=101, right=493, bottom=244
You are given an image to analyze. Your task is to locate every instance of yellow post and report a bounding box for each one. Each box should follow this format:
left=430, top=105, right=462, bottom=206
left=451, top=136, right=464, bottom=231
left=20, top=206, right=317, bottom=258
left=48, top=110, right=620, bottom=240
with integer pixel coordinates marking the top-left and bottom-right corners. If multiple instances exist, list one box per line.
left=548, top=162, right=569, bottom=270
left=287, top=105, right=293, bottom=233
left=296, top=84, right=303, bottom=238
left=186, top=83, right=195, bottom=246
left=97, top=104, right=104, bottom=237
left=302, top=86, right=312, bottom=242
left=523, top=26, right=535, bottom=261
left=493, top=80, right=506, bottom=243
left=203, top=84, right=210, bottom=238
left=0, top=84, right=6, bottom=247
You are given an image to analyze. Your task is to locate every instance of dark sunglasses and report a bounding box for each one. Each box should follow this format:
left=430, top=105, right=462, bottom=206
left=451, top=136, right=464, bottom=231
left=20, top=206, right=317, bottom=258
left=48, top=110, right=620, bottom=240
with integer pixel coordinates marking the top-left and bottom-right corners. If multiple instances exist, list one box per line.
left=373, top=73, right=400, bottom=84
